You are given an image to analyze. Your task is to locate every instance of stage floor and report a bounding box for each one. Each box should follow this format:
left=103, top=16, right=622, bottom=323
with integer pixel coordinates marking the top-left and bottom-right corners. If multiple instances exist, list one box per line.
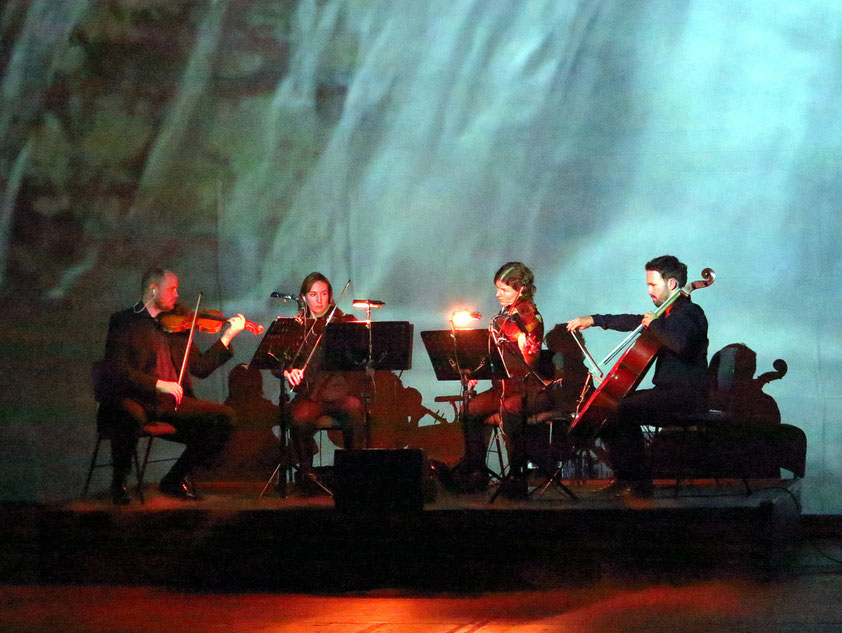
left=2, top=477, right=805, bottom=593
left=4, top=571, right=842, bottom=633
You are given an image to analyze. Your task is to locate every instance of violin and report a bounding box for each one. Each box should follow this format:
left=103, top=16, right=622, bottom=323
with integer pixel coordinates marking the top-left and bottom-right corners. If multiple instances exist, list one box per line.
left=491, top=297, right=539, bottom=342
left=489, top=295, right=546, bottom=389
left=159, top=306, right=264, bottom=336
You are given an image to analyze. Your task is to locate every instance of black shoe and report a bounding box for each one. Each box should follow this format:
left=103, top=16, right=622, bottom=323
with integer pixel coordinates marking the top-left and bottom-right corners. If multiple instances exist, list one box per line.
left=630, top=480, right=654, bottom=498
left=498, top=476, right=528, bottom=500
left=593, top=480, right=628, bottom=495
left=110, top=482, right=131, bottom=506
left=293, top=473, right=327, bottom=497
left=596, top=479, right=653, bottom=498
left=159, top=478, right=201, bottom=500
left=445, top=463, right=489, bottom=494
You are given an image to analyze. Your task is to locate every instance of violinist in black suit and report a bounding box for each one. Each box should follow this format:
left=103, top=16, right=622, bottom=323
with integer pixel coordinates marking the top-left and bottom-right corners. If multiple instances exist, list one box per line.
left=283, top=272, right=363, bottom=495
left=99, top=267, right=247, bottom=504
left=567, top=255, right=709, bottom=497
left=458, top=262, right=552, bottom=498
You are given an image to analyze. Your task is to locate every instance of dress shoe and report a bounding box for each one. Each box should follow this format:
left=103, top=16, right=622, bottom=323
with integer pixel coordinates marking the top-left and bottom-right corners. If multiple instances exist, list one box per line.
left=159, top=478, right=201, bottom=500
left=110, top=482, right=131, bottom=506
left=594, top=479, right=654, bottom=498
left=596, top=479, right=653, bottom=498
left=293, top=473, right=327, bottom=497
left=498, top=476, right=529, bottom=500
left=630, top=480, right=654, bottom=498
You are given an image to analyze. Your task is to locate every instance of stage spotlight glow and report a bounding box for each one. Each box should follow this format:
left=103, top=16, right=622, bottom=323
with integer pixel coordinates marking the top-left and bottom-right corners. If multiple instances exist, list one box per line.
left=450, top=310, right=482, bottom=328
left=352, top=299, right=384, bottom=308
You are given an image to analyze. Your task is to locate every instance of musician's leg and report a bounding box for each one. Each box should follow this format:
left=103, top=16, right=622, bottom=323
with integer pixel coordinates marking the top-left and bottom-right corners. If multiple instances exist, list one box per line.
left=99, top=398, right=146, bottom=503
left=328, top=395, right=364, bottom=450
left=157, top=397, right=235, bottom=485
left=602, top=389, right=658, bottom=490
left=462, top=388, right=499, bottom=472
left=287, top=396, right=321, bottom=479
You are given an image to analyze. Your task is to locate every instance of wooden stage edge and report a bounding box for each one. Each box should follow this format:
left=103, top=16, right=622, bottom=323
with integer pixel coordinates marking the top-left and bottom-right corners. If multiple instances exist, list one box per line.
left=1, top=478, right=811, bottom=592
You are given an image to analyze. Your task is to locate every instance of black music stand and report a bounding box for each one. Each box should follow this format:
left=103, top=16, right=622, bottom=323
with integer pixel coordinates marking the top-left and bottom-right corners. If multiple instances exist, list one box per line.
left=421, top=329, right=507, bottom=481
left=252, top=318, right=306, bottom=499
left=420, top=328, right=506, bottom=382
left=323, top=321, right=414, bottom=447
left=323, top=321, right=413, bottom=372
left=250, top=317, right=306, bottom=370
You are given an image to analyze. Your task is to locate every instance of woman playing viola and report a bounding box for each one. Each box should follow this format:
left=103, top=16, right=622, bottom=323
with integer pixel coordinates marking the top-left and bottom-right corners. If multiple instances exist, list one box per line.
left=459, top=262, right=552, bottom=498
left=284, top=272, right=363, bottom=495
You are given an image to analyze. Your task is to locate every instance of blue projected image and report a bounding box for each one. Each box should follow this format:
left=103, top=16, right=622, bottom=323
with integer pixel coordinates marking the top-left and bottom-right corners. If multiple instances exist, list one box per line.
left=0, top=1, right=839, bottom=511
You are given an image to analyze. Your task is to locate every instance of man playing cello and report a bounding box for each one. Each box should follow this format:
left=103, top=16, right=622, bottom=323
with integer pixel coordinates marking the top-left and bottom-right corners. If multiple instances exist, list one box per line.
left=566, top=255, right=709, bottom=497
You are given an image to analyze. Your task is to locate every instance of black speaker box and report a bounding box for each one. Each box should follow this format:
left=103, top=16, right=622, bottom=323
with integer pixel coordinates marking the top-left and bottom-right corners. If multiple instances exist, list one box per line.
left=333, top=449, right=424, bottom=512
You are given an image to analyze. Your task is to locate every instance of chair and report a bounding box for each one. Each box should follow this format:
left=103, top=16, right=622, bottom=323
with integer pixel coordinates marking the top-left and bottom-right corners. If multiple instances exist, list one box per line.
left=517, top=343, right=599, bottom=500
left=84, top=360, right=180, bottom=503
left=523, top=410, right=579, bottom=500
left=486, top=408, right=582, bottom=502
left=81, top=419, right=178, bottom=503
left=650, top=344, right=805, bottom=492
left=482, top=412, right=509, bottom=480
left=259, top=413, right=349, bottom=498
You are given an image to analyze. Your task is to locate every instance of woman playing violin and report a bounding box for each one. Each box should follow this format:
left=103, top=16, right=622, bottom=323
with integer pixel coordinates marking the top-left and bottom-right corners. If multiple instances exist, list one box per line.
left=458, top=262, right=552, bottom=498
left=284, top=272, right=363, bottom=495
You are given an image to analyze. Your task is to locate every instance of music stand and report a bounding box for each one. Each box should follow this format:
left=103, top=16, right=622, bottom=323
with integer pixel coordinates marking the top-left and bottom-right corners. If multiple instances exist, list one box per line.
left=252, top=318, right=306, bottom=499
left=420, top=328, right=506, bottom=382
left=323, top=321, right=414, bottom=447
left=250, top=317, right=306, bottom=371
left=421, top=328, right=507, bottom=482
left=323, top=321, right=413, bottom=371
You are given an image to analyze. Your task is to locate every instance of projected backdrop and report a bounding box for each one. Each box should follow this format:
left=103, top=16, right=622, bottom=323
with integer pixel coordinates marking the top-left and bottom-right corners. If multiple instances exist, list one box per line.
left=0, top=0, right=839, bottom=511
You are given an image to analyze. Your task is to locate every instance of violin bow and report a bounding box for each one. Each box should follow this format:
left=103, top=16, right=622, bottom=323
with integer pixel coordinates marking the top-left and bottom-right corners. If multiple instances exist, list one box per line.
left=298, top=279, right=351, bottom=375
left=174, top=292, right=203, bottom=410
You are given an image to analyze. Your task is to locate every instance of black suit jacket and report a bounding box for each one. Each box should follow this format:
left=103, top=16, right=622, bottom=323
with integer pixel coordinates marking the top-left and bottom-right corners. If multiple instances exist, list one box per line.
left=592, top=295, right=709, bottom=391
left=99, top=305, right=233, bottom=409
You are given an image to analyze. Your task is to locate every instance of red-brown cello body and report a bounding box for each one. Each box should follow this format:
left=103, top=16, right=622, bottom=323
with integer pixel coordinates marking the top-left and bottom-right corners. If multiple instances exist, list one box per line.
left=568, top=330, right=661, bottom=437
left=568, top=268, right=715, bottom=438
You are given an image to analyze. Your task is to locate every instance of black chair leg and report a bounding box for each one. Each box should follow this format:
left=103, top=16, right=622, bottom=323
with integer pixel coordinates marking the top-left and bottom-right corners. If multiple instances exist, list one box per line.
left=81, top=434, right=103, bottom=498
left=135, top=437, right=153, bottom=504
left=529, top=464, right=578, bottom=501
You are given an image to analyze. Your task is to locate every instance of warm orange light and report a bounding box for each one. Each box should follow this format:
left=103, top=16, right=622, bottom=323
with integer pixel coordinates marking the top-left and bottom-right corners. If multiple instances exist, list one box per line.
left=352, top=299, right=384, bottom=309
left=450, top=310, right=482, bottom=328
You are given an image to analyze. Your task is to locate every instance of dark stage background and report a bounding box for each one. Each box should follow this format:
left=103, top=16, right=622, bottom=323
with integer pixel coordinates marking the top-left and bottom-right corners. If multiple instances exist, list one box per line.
left=0, top=0, right=839, bottom=512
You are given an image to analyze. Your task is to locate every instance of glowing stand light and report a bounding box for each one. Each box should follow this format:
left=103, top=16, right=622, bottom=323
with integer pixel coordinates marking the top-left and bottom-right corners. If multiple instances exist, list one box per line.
left=450, top=309, right=482, bottom=329
left=352, top=299, right=384, bottom=323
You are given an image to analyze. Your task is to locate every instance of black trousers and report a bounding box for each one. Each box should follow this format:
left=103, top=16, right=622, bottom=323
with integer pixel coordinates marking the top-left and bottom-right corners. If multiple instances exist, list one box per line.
left=462, top=384, right=552, bottom=476
left=100, top=396, right=235, bottom=482
left=286, top=394, right=362, bottom=477
left=601, top=386, right=706, bottom=482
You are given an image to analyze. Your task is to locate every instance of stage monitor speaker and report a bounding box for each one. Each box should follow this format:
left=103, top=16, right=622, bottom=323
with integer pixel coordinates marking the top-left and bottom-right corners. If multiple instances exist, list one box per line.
left=333, top=449, right=424, bottom=512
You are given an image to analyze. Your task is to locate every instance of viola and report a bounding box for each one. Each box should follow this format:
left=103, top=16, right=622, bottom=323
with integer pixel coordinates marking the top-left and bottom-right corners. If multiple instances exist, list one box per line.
left=159, top=307, right=264, bottom=336
left=568, top=268, right=715, bottom=438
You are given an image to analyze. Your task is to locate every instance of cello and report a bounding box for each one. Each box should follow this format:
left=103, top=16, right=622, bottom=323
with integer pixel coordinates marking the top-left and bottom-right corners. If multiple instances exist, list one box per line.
left=568, top=268, right=715, bottom=438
